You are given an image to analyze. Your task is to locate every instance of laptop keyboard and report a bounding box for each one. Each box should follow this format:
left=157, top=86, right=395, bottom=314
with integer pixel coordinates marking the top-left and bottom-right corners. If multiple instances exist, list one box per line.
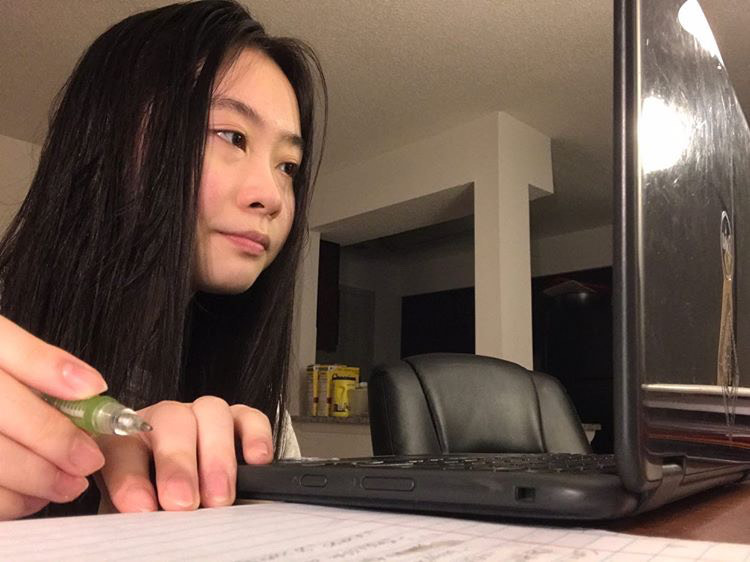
left=282, top=453, right=618, bottom=474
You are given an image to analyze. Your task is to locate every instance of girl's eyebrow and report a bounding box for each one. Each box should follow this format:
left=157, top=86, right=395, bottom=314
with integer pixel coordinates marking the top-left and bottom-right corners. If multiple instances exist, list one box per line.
left=211, top=96, right=304, bottom=150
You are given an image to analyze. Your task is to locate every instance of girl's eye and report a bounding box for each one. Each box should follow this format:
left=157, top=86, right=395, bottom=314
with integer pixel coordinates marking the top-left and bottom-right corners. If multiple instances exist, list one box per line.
left=216, top=130, right=246, bottom=151
left=279, top=162, right=299, bottom=178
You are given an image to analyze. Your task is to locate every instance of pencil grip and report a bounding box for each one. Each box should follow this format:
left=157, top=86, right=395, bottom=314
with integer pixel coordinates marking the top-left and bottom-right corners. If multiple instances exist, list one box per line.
left=44, top=395, right=115, bottom=434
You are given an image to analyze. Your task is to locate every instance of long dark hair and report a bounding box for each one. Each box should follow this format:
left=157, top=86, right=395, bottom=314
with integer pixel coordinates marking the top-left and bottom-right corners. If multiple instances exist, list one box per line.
left=0, top=0, right=325, bottom=463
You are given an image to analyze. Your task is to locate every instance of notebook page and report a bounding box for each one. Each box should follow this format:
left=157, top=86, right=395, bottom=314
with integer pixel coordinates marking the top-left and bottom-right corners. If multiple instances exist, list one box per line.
left=1, top=502, right=749, bottom=561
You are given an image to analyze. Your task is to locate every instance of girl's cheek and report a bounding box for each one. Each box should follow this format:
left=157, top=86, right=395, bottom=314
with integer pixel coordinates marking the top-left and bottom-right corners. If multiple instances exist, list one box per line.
left=197, top=168, right=222, bottom=219
left=282, top=202, right=295, bottom=237
left=198, top=143, right=227, bottom=208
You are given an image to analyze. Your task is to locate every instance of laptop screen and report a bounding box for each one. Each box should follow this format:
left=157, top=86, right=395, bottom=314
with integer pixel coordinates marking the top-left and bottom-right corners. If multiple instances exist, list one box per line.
left=624, top=0, right=750, bottom=463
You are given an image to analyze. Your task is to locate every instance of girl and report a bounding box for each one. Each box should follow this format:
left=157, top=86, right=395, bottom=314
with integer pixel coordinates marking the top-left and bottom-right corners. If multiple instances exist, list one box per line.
left=0, top=0, right=326, bottom=519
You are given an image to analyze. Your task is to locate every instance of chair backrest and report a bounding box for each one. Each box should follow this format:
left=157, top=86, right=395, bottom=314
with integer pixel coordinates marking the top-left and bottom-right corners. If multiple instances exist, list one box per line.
left=368, top=353, right=591, bottom=456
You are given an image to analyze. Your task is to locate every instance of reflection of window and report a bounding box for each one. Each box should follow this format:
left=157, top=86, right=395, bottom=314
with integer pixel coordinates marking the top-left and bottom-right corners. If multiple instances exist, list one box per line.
left=401, top=287, right=475, bottom=358
left=316, top=240, right=340, bottom=353
left=532, top=266, right=613, bottom=453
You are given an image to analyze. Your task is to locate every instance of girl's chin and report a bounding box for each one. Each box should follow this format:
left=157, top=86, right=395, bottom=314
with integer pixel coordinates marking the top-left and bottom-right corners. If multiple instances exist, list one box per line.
left=200, top=285, right=250, bottom=295
left=194, top=272, right=261, bottom=295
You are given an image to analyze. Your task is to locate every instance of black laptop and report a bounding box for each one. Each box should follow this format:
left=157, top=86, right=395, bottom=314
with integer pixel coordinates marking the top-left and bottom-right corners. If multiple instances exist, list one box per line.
left=237, top=0, right=750, bottom=520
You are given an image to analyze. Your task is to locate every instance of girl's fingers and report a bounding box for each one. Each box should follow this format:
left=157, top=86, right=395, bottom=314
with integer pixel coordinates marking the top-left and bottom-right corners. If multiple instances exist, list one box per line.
left=192, top=396, right=236, bottom=507
left=96, top=400, right=273, bottom=514
left=0, top=369, right=105, bottom=477
left=230, top=404, right=273, bottom=465
left=142, top=402, right=200, bottom=511
left=0, top=315, right=106, bottom=520
left=0, top=315, right=107, bottom=400
left=0, top=432, right=89, bottom=504
left=96, top=434, right=157, bottom=513
left=0, top=485, right=49, bottom=521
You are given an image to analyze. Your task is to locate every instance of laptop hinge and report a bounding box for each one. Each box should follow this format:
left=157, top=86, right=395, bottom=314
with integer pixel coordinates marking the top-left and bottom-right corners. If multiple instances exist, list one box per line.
left=634, top=459, right=748, bottom=514
left=633, top=462, right=682, bottom=514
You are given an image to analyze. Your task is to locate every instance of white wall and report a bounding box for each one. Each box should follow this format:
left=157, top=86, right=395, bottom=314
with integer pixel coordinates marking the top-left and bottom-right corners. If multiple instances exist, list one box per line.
left=0, top=134, right=39, bottom=234
left=395, top=233, right=474, bottom=297
left=342, top=225, right=613, bottom=295
left=531, top=225, right=613, bottom=277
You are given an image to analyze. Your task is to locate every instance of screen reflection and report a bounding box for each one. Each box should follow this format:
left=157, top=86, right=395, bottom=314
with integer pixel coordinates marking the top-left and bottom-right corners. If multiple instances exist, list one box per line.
left=637, top=0, right=750, bottom=458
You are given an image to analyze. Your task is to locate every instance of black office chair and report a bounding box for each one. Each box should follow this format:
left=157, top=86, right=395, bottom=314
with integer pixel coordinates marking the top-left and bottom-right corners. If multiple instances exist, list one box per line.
left=368, top=353, right=591, bottom=456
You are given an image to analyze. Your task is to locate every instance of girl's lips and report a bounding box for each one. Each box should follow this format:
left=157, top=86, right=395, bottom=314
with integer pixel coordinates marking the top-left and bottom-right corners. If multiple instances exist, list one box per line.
left=221, top=231, right=269, bottom=256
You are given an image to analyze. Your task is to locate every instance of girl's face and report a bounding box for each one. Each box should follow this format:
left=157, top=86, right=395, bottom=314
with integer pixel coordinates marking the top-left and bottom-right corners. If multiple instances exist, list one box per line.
left=194, top=48, right=302, bottom=294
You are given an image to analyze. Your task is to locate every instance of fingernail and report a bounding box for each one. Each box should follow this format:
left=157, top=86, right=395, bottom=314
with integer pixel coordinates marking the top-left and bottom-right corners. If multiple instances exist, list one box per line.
left=123, top=485, right=156, bottom=512
left=69, top=434, right=105, bottom=474
left=53, top=472, right=89, bottom=502
left=205, top=471, right=231, bottom=504
left=61, top=363, right=108, bottom=397
left=165, top=476, right=195, bottom=509
left=245, top=441, right=271, bottom=464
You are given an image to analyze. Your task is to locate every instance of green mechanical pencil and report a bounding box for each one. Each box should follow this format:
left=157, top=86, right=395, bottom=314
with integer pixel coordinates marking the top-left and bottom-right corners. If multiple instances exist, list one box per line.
left=43, top=394, right=153, bottom=436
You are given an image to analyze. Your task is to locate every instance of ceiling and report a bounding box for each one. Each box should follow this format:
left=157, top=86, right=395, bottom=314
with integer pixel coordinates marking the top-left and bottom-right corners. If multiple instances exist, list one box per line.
left=0, top=0, right=747, bottom=239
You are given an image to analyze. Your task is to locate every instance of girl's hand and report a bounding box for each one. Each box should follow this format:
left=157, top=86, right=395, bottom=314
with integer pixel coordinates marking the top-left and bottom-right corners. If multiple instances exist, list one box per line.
left=0, top=315, right=108, bottom=520
left=95, top=397, right=273, bottom=512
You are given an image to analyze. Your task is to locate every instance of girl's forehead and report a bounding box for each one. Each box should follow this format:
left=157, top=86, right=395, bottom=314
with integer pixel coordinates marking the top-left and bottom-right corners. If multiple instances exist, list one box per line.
left=215, top=49, right=283, bottom=96
left=212, top=49, right=300, bottom=132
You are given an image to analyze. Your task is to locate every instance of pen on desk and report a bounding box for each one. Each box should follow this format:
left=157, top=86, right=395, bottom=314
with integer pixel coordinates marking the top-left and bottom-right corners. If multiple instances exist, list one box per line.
left=43, top=394, right=153, bottom=436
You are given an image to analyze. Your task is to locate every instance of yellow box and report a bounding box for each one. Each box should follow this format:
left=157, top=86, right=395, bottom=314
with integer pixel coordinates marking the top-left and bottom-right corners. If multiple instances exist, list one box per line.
left=307, top=364, right=360, bottom=416
left=332, top=378, right=357, bottom=417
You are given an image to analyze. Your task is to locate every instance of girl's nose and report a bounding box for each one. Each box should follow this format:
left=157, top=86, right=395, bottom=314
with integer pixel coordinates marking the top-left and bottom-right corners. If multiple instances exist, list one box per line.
left=237, top=158, right=283, bottom=216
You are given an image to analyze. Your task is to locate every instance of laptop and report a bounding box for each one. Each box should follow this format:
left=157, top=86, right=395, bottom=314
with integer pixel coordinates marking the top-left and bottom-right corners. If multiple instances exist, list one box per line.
left=236, top=0, right=750, bottom=520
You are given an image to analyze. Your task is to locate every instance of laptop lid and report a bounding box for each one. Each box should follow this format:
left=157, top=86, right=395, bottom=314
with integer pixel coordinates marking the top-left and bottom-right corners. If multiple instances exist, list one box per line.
left=615, top=0, right=750, bottom=493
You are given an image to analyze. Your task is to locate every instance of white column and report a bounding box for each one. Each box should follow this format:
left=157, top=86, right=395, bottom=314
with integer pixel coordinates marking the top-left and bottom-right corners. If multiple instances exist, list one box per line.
left=474, top=113, right=553, bottom=368
left=289, top=230, right=320, bottom=415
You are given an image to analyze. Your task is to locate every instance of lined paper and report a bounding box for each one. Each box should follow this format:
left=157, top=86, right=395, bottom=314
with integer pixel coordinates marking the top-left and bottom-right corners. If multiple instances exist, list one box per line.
left=1, top=502, right=749, bottom=561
